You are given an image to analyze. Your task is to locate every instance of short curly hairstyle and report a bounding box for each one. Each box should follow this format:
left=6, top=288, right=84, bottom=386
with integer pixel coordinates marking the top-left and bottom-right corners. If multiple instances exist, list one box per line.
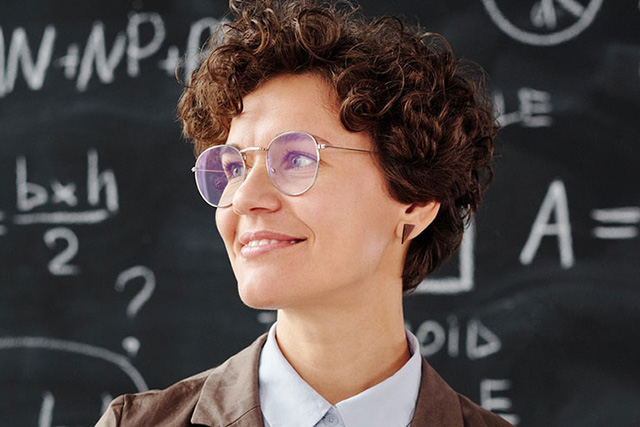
left=178, top=0, right=498, bottom=293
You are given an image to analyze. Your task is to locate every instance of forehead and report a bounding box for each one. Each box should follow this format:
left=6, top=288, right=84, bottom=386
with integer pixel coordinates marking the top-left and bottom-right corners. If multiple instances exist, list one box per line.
left=227, top=74, right=340, bottom=146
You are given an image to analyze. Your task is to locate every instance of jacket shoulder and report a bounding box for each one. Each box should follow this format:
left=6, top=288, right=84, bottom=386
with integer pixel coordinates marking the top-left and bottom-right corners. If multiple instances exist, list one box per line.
left=95, top=333, right=268, bottom=427
left=96, top=369, right=214, bottom=427
left=457, top=393, right=514, bottom=427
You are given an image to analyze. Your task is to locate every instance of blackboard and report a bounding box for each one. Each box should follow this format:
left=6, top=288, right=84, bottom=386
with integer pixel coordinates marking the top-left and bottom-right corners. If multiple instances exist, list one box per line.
left=1, top=1, right=638, bottom=426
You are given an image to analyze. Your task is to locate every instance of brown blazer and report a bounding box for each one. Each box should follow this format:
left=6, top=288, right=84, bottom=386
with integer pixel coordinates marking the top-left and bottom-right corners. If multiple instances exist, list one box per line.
left=96, top=334, right=512, bottom=427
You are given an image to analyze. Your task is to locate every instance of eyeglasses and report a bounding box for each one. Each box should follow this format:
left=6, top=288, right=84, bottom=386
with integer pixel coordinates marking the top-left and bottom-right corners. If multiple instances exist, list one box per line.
left=192, top=131, right=372, bottom=207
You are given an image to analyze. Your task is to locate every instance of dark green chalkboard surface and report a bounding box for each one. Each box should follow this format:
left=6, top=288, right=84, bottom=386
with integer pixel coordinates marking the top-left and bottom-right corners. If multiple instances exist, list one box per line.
left=1, top=1, right=639, bottom=425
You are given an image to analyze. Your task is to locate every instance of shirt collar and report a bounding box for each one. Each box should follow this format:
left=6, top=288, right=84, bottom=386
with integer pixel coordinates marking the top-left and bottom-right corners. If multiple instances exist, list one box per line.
left=258, top=323, right=331, bottom=427
left=258, top=322, right=422, bottom=427
left=336, top=328, right=422, bottom=427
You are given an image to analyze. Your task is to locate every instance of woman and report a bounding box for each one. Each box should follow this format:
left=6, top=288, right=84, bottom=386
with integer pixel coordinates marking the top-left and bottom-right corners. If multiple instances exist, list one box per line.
left=98, top=0, right=509, bottom=425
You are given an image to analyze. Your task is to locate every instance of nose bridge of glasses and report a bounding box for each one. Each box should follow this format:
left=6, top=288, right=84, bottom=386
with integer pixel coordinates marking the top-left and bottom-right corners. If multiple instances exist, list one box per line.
left=239, top=146, right=268, bottom=169
left=232, top=145, right=280, bottom=207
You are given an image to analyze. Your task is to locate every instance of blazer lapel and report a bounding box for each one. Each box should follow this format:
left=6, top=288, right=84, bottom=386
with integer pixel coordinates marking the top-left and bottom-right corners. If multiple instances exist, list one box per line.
left=191, top=334, right=268, bottom=426
left=410, top=358, right=465, bottom=427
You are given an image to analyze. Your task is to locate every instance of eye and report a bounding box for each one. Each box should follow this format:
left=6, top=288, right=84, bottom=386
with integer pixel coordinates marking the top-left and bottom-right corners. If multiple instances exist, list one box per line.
left=223, top=161, right=243, bottom=179
left=212, top=175, right=227, bottom=190
left=282, top=150, right=317, bottom=170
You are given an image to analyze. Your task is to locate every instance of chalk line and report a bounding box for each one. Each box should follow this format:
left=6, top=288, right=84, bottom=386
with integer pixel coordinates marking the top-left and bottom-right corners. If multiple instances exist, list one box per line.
left=13, top=209, right=110, bottom=225
left=592, top=226, right=638, bottom=239
left=481, top=0, right=603, bottom=46
left=591, top=207, right=640, bottom=224
left=0, top=336, right=148, bottom=392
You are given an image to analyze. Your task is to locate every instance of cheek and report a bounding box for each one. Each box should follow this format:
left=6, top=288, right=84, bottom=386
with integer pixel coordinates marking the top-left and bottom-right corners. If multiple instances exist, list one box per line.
left=215, top=209, right=236, bottom=253
left=308, top=183, right=397, bottom=264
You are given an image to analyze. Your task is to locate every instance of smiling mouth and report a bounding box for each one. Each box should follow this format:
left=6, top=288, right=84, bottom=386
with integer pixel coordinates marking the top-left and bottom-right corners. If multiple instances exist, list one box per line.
left=240, top=238, right=306, bottom=257
left=245, top=239, right=301, bottom=247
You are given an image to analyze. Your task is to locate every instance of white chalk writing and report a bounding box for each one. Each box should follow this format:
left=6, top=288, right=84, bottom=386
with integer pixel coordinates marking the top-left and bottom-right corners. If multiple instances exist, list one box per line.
left=520, top=179, right=574, bottom=268
left=481, top=0, right=603, bottom=46
left=43, top=227, right=80, bottom=276
left=114, top=266, right=156, bottom=319
left=0, top=336, right=148, bottom=391
left=413, top=316, right=502, bottom=360
left=591, top=207, right=640, bottom=240
left=12, top=149, right=118, bottom=232
left=0, top=14, right=224, bottom=97
left=480, top=379, right=520, bottom=425
left=0, top=26, right=55, bottom=96
left=495, top=88, right=553, bottom=128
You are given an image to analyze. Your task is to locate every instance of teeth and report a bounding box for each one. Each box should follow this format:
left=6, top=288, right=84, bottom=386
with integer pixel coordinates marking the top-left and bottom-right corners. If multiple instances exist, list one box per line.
left=245, top=239, right=299, bottom=247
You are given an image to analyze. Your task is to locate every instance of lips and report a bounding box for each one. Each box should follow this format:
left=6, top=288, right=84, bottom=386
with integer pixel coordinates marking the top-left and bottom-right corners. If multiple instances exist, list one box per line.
left=245, top=239, right=298, bottom=247
left=238, top=231, right=306, bottom=258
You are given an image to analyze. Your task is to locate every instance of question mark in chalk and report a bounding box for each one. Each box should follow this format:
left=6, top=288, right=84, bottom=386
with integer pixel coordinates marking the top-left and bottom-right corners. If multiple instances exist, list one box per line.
left=115, top=265, right=156, bottom=358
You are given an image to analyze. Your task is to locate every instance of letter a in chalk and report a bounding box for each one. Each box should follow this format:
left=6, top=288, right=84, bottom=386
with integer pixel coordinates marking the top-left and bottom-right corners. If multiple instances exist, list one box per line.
left=519, top=179, right=574, bottom=269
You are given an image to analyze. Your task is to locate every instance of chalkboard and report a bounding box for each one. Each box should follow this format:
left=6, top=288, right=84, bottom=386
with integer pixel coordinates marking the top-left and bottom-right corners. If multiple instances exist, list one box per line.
left=1, top=1, right=638, bottom=426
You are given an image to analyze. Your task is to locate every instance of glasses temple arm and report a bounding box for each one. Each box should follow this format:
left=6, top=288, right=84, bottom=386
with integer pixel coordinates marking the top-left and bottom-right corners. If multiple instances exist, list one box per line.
left=191, top=167, right=226, bottom=172
left=319, top=144, right=373, bottom=154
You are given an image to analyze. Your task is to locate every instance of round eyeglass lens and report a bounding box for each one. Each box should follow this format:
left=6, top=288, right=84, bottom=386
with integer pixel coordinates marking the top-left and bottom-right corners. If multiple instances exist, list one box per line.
left=267, top=132, right=320, bottom=196
left=195, top=145, right=245, bottom=207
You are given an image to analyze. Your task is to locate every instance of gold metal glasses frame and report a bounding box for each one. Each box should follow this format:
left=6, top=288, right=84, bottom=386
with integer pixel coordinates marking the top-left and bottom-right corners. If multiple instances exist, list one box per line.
left=191, top=131, right=373, bottom=208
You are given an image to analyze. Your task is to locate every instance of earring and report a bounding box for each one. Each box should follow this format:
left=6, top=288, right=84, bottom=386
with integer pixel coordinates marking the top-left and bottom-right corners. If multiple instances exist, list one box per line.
left=401, top=224, right=415, bottom=244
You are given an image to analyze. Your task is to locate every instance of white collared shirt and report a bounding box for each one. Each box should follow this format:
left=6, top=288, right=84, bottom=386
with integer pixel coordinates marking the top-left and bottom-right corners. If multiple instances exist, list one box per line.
left=258, top=323, right=422, bottom=427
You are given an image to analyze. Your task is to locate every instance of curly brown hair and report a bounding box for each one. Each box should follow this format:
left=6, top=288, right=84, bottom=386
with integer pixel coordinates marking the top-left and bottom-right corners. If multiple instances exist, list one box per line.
left=178, top=0, right=498, bottom=293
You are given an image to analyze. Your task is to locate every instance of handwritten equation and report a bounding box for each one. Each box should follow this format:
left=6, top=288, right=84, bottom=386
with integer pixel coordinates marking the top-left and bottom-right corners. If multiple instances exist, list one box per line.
left=0, top=149, right=157, bottom=425
left=0, top=149, right=156, bottom=355
left=520, top=180, right=639, bottom=269
left=0, top=13, right=224, bottom=97
left=1, top=150, right=117, bottom=274
left=413, top=178, right=638, bottom=295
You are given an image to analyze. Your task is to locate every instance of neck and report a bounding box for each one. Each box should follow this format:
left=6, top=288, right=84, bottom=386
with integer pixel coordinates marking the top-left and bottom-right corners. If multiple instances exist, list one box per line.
left=274, top=283, right=410, bottom=405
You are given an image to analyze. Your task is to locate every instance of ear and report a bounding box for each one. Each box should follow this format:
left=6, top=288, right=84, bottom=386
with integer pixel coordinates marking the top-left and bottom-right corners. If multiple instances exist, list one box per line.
left=397, top=200, right=441, bottom=243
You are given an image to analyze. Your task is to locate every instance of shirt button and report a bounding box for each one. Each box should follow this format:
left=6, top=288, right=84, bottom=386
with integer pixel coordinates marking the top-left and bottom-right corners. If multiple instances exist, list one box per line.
left=324, top=414, right=338, bottom=426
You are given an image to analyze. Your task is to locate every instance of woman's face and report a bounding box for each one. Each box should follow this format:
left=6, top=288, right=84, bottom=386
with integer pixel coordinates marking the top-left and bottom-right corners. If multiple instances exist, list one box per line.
left=215, top=73, right=407, bottom=311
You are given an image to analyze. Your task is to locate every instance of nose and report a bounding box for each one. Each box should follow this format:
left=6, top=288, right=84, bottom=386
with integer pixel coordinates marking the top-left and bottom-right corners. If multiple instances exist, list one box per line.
left=231, top=150, right=282, bottom=215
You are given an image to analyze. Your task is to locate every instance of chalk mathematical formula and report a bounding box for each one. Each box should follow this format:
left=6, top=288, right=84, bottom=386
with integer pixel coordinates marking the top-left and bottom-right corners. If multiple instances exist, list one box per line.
left=0, top=149, right=156, bottom=425
left=3, top=150, right=118, bottom=275
left=0, top=13, right=223, bottom=97
left=415, top=178, right=639, bottom=295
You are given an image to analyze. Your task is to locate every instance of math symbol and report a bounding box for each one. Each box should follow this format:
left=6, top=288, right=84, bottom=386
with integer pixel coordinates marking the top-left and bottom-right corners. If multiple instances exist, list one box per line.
left=115, top=266, right=156, bottom=357
left=481, top=0, right=603, bottom=46
left=54, top=44, right=80, bottom=80
left=531, top=0, right=587, bottom=29
left=158, top=46, right=180, bottom=76
left=591, top=207, right=640, bottom=240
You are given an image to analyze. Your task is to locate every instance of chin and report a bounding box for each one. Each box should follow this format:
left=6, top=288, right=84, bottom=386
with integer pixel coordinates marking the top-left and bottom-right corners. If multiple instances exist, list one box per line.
left=236, top=280, right=284, bottom=310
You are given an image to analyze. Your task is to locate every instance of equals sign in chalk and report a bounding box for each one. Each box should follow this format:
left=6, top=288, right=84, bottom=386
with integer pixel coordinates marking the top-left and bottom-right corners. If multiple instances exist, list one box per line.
left=591, top=207, right=640, bottom=239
